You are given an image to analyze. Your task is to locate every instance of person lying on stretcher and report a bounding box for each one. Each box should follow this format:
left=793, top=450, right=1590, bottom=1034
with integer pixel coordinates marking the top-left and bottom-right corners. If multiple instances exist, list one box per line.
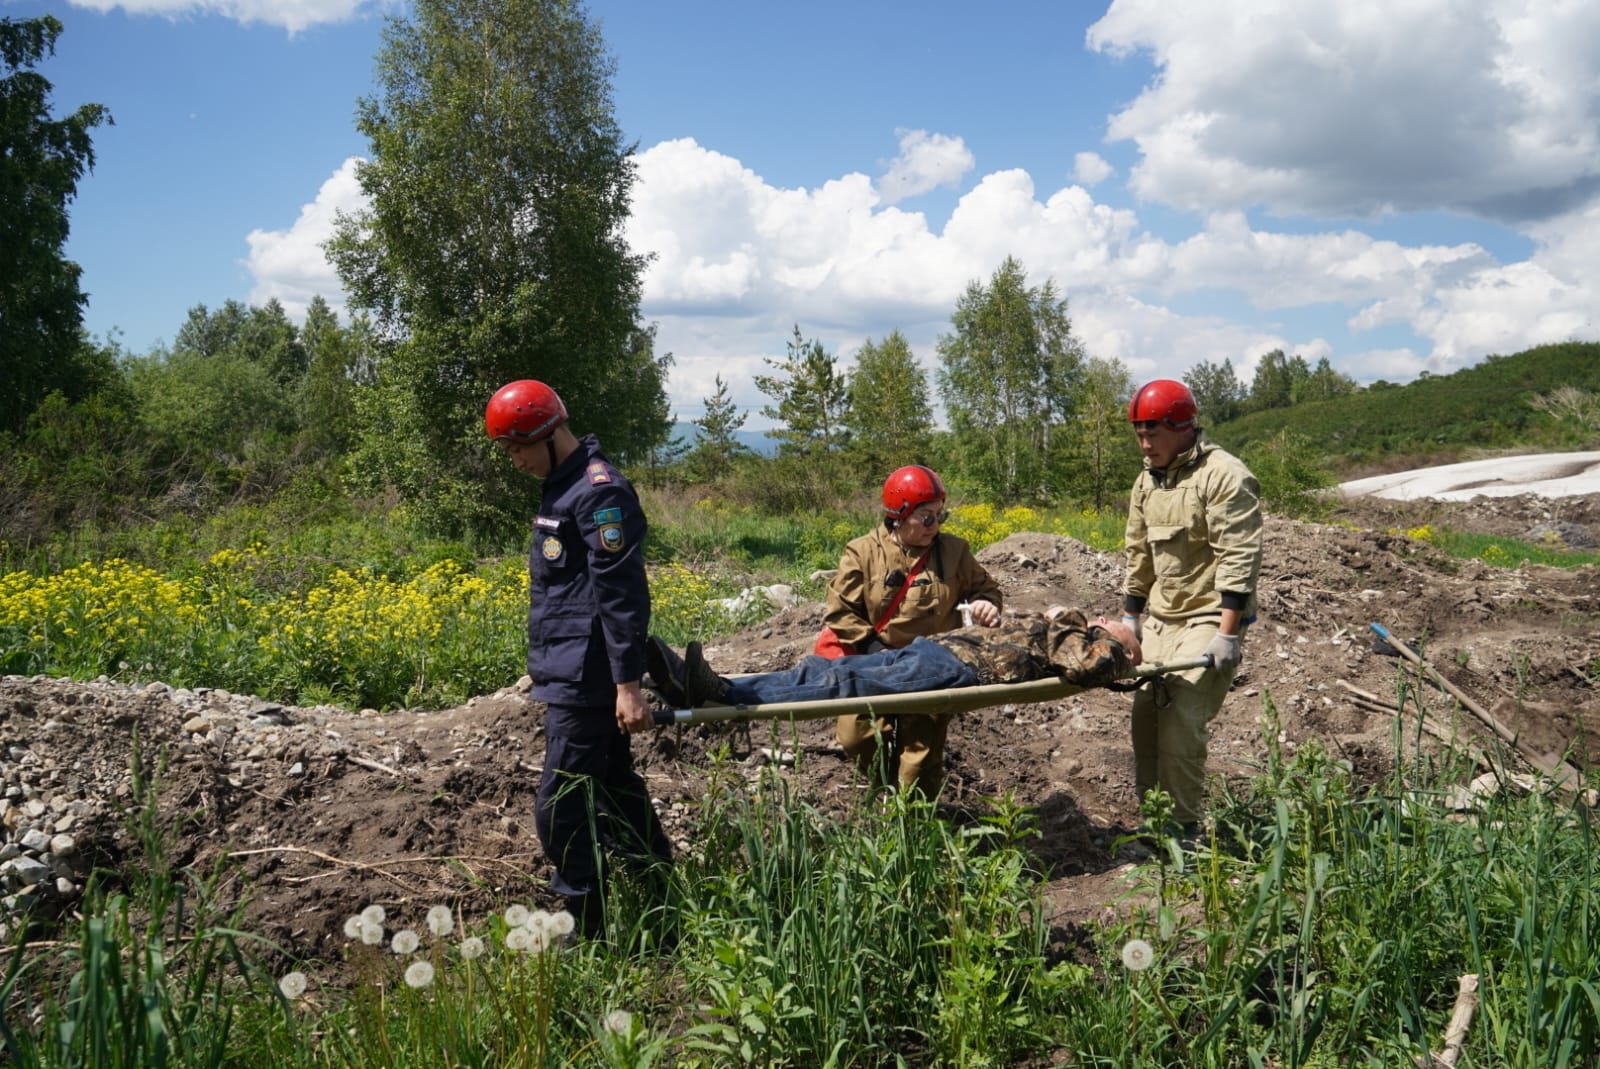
left=646, top=608, right=1143, bottom=709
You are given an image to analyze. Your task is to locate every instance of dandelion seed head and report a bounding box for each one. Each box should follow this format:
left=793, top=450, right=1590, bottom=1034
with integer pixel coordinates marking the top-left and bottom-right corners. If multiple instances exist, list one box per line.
left=527, top=927, right=551, bottom=954
left=604, top=1009, right=634, bottom=1037
left=525, top=910, right=551, bottom=935
left=343, top=915, right=365, bottom=940
left=278, top=971, right=308, bottom=999
left=505, top=927, right=531, bottom=952
left=360, top=904, right=386, bottom=926
left=391, top=929, right=420, bottom=955
left=426, top=905, right=454, bottom=937
left=404, top=960, right=435, bottom=988
left=359, top=918, right=384, bottom=946
left=1121, top=938, right=1154, bottom=972
left=459, top=936, right=485, bottom=960
left=504, top=903, right=531, bottom=928
left=547, top=910, right=575, bottom=937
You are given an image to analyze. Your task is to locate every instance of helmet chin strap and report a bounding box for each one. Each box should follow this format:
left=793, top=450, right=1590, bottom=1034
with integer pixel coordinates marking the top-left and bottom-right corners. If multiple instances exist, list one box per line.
left=544, top=438, right=557, bottom=472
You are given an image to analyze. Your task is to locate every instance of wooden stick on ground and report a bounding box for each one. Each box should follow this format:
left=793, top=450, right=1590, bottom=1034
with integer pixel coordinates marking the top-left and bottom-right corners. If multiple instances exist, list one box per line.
left=1418, top=973, right=1479, bottom=1069
left=1370, top=624, right=1585, bottom=796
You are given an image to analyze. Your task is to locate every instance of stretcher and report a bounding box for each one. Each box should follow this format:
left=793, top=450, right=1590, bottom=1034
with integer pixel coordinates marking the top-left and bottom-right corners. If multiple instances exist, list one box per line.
left=651, top=656, right=1213, bottom=727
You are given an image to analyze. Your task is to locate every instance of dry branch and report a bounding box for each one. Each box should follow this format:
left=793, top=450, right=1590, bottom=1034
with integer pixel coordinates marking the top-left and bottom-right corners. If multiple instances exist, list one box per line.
left=1418, top=973, right=1479, bottom=1068
left=1370, top=626, right=1586, bottom=798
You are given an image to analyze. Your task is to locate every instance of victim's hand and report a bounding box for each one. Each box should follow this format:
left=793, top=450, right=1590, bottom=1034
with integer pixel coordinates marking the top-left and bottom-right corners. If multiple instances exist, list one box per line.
left=967, top=599, right=1001, bottom=627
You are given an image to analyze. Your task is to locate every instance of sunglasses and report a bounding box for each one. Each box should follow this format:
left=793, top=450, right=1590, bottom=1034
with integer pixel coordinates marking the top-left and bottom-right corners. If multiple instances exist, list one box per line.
left=906, top=508, right=950, bottom=528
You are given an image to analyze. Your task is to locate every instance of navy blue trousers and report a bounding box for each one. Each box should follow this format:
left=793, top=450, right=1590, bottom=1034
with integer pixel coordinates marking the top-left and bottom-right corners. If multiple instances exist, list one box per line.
left=723, top=637, right=979, bottom=706
left=535, top=725, right=672, bottom=901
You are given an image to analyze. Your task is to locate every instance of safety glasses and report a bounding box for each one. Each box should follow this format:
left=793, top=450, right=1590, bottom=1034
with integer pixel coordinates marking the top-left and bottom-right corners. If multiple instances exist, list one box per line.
left=908, top=508, right=950, bottom=528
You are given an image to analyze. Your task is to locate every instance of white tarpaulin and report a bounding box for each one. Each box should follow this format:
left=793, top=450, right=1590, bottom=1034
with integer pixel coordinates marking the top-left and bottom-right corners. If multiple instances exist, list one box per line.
left=1338, top=452, right=1600, bottom=502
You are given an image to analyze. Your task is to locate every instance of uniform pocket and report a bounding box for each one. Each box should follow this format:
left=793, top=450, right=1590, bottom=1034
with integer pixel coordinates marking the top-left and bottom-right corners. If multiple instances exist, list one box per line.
left=527, top=615, right=595, bottom=683
left=1147, top=524, right=1188, bottom=577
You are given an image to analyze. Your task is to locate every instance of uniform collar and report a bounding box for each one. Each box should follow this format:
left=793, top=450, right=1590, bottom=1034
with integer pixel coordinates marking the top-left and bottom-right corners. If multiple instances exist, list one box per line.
left=545, top=434, right=602, bottom=485
left=1147, top=430, right=1210, bottom=483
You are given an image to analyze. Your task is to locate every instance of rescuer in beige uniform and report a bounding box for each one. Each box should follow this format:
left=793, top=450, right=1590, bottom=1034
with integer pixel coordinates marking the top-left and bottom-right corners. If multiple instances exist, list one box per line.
left=1122, top=380, right=1263, bottom=830
left=828, top=465, right=1003, bottom=796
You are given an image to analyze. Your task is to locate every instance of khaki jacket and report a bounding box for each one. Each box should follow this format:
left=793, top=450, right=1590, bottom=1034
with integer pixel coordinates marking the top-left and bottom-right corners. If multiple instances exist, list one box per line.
left=1123, top=432, right=1263, bottom=622
left=825, top=525, right=1003, bottom=651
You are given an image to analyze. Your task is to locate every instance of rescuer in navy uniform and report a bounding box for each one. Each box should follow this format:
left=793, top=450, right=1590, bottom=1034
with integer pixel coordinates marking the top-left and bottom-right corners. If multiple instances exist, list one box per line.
left=486, top=379, right=672, bottom=940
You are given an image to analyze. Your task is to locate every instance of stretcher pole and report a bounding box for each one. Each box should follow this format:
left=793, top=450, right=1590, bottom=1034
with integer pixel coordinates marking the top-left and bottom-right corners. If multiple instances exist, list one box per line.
left=651, top=656, right=1213, bottom=727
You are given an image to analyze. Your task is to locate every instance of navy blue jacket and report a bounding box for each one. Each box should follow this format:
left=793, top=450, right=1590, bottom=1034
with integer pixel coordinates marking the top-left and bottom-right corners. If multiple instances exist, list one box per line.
left=526, top=435, right=651, bottom=728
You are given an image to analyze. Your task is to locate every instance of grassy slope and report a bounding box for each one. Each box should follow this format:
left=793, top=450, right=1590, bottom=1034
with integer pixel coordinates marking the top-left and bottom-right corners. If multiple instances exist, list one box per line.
left=1210, top=341, right=1600, bottom=473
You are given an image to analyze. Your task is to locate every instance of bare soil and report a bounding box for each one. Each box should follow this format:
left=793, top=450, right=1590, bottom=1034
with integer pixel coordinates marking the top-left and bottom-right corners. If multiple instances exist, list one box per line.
left=3, top=493, right=1597, bottom=970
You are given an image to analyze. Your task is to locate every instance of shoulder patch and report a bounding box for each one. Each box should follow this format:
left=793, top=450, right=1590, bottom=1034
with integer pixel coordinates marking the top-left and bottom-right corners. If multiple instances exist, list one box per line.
left=592, top=506, right=623, bottom=526
left=597, top=522, right=626, bottom=553
left=587, top=462, right=612, bottom=485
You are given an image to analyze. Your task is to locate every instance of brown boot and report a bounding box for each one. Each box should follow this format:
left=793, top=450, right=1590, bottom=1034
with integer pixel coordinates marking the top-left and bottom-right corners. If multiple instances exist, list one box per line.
left=684, top=641, right=731, bottom=707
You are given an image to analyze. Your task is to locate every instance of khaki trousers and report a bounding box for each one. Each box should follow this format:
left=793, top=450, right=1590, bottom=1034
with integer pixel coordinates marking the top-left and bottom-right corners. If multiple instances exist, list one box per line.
left=836, top=712, right=952, bottom=797
left=1129, top=616, right=1243, bottom=825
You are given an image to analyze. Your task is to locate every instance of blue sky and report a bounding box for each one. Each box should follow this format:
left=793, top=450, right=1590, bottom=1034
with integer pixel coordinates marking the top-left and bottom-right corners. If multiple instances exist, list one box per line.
left=13, top=0, right=1599, bottom=428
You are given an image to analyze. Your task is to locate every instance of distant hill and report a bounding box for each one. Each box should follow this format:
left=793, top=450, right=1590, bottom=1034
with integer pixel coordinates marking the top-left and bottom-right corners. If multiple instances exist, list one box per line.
left=1211, top=341, right=1600, bottom=471
left=667, top=421, right=780, bottom=457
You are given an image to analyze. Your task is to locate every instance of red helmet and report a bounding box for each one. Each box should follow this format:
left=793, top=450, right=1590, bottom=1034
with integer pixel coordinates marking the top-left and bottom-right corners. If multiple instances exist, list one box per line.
left=882, top=465, right=945, bottom=520
left=1128, top=379, right=1197, bottom=429
left=486, top=380, right=567, bottom=443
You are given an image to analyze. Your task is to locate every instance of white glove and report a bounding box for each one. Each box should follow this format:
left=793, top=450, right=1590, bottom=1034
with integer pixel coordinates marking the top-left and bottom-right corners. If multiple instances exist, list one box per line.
left=1121, top=614, right=1143, bottom=643
left=1204, top=632, right=1242, bottom=674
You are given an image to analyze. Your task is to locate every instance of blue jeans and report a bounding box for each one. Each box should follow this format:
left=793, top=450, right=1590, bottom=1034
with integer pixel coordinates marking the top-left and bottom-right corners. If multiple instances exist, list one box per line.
left=723, top=637, right=978, bottom=706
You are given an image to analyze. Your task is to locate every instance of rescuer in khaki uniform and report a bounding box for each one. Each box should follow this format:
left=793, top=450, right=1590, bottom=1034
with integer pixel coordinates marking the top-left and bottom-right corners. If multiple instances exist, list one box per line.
left=1121, top=379, right=1263, bottom=831
left=827, top=465, right=1003, bottom=797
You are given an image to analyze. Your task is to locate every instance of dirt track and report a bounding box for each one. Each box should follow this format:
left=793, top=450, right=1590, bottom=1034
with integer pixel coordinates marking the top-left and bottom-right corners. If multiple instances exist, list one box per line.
left=2, top=493, right=1596, bottom=963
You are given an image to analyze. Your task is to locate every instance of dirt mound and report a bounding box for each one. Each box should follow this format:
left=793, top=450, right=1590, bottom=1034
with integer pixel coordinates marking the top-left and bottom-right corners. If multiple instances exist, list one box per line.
left=3, top=493, right=1597, bottom=961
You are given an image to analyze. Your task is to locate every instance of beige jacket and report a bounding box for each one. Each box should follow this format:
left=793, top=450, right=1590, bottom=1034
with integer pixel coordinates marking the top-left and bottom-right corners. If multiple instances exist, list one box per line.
left=1123, top=432, right=1263, bottom=622
left=825, top=525, right=1003, bottom=651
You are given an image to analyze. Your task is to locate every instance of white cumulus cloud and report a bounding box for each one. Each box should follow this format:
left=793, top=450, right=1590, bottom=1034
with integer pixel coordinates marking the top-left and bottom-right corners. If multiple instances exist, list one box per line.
left=1086, top=0, right=1600, bottom=224
left=874, top=129, right=975, bottom=205
left=1073, top=152, right=1114, bottom=187
left=64, top=0, right=381, bottom=33
left=244, top=157, right=363, bottom=320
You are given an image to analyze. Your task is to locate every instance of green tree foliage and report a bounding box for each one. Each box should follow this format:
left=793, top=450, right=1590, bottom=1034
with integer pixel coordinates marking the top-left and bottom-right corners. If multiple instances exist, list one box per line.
left=1527, top=385, right=1600, bottom=447
left=127, top=345, right=295, bottom=482
left=175, top=299, right=309, bottom=386
left=1296, top=355, right=1358, bottom=404
left=755, top=325, right=850, bottom=458
left=936, top=256, right=1085, bottom=503
left=1216, top=342, right=1600, bottom=464
left=1240, top=428, right=1334, bottom=519
left=295, top=296, right=364, bottom=459
left=1067, top=356, right=1139, bottom=510
left=0, top=390, right=156, bottom=545
left=845, top=329, right=933, bottom=474
left=690, top=374, right=750, bottom=481
left=1186, top=358, right=1246, bottom=424
left=1246, top=349, right=1307, bottom=412
left=327, top=0, right=667, bottom=536
left=0, top=16, right=112, bottom=435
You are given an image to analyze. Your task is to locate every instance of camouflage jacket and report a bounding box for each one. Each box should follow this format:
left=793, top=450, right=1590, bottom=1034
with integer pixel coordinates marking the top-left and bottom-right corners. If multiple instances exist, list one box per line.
left=929, top=610, right=1133, bottom=689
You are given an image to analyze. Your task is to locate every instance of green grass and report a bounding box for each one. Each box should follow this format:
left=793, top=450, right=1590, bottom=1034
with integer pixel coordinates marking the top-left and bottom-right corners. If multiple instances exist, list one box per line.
left=8, top=694, right=1599, bottom=1067
left=1390, top=522, right=1600, bottom=570
left=1431, top=530, right=1600, bottom=569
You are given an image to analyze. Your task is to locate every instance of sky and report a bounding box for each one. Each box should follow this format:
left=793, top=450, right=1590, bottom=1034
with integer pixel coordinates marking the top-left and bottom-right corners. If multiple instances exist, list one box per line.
left=12, top=0, right=1600, bottom=429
